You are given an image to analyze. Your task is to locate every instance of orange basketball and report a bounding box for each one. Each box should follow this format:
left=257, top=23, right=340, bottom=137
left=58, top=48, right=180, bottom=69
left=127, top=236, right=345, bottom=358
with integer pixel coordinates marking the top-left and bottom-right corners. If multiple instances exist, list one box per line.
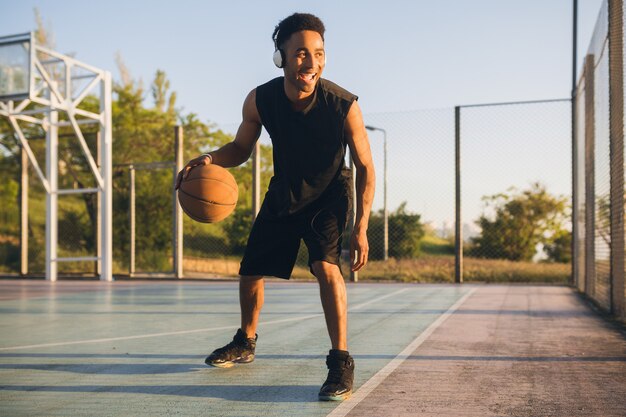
left=177, top=164, right=238, bottom=223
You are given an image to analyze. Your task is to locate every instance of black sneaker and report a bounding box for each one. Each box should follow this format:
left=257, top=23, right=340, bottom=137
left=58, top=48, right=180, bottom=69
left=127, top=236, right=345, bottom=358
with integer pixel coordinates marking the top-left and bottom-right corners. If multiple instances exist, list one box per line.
left=205, top=329, right=257, bottom=368
left=318, top=349, right=355, bottom=401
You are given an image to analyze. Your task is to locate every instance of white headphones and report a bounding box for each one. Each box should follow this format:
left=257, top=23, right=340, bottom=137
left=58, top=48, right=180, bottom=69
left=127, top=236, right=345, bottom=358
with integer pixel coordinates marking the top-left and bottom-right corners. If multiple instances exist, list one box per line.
left=273, top=48, right=285, bottom=68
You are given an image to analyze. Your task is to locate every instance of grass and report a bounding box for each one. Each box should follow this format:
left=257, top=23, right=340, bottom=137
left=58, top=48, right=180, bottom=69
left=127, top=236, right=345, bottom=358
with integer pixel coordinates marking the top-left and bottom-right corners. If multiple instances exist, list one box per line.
left=180, top=233, right=570, bottom=284
left=350, top=233, right=570, bottom=283
left=350, top=256, right=570, bottom=284
left=420, top=233, right=455, bottom=256
left=181, top=254, right=570, bottom=284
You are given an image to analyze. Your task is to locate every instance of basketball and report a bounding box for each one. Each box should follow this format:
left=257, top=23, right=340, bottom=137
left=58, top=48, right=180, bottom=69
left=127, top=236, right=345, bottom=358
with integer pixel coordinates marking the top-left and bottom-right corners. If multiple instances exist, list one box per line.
left=177, top=164, right=238, bottom=223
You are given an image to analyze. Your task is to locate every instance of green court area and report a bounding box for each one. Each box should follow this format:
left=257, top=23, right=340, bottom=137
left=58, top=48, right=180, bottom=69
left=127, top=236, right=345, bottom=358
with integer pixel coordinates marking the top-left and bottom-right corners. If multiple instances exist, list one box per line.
left=0, top=280, right=470, bottom=416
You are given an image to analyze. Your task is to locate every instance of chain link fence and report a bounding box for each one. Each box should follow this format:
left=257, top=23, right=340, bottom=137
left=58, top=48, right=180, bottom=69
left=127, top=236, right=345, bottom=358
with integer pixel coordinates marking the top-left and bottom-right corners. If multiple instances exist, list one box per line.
left=459, top=100, right=572, bottom=267
left=574, top=0, right=625, bottom=320
left=182, top=103, right=572, bottom=282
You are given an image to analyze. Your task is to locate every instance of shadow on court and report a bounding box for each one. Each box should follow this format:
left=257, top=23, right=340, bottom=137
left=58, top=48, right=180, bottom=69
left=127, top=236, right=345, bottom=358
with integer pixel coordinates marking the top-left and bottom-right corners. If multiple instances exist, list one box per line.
left=0, top=363, right=206, bottom=374
left=0, top=384, right=321, bottom=402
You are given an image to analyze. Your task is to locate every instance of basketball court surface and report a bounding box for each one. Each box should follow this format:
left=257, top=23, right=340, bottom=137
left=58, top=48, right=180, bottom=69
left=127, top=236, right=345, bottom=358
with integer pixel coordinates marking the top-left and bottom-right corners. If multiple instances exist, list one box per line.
left=0, top=279, right=625, bottom=416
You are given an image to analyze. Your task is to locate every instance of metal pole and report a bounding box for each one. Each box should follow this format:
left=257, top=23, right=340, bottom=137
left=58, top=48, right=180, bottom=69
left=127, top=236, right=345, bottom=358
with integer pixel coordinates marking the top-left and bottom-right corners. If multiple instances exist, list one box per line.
left=455, top=106, right=463, bottom=284
left=20, top=144, right=28, bottom=276
left=174, top=126, right=184, bottom=278
left=584, top=55, right=596, bottom=297
left=100, top=72, right=113, bottom=281
left=252, top=141, right=261, bottom=218
left=45, top=86, right=58, bottom=282
left=383, top=129, right=388, bottom=261
left=571, top=0, right=579, bottom=287
left=129, top=165, right=136, bottom=277
left=608, top=0, right=624, bottom=318
left=95, top=131, right=101, bottom=277
left=572, top=0, right=578, bottom=93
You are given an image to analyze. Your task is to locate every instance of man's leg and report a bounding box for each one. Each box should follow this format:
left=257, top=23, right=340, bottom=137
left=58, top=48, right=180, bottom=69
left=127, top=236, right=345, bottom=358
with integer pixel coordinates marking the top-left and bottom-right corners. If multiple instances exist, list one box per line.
left=240, top=275, right=264, bottom=338
left=311, top=261, right=347, bottom=350
left=204, top=275, right=264, bottom=368
left=312, top=260, right=354, bottom=401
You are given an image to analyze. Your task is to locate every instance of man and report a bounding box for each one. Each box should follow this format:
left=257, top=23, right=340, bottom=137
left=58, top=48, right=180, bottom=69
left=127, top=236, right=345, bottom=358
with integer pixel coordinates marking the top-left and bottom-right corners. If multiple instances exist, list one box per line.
left=175, top=12, right=375, bottom=401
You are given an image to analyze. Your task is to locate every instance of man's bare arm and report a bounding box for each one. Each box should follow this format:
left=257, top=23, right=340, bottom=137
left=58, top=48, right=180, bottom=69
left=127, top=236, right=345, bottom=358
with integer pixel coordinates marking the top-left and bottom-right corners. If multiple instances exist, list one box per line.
left=175, top=89, right=262, bottom=188
left=344, top=100, right=376, bottom=271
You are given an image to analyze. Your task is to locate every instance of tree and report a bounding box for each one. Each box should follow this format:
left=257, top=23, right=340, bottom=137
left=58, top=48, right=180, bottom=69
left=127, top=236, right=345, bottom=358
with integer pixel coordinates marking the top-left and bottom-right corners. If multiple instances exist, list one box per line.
left=368, top=202, right=425, bottom=259
left=543, top=229, right=571, bottom=263
left=34, top=7, right=55, bottom=50
left=470, top=183, right=570, bottom=262
left=151, top=69, right=177, bottom=115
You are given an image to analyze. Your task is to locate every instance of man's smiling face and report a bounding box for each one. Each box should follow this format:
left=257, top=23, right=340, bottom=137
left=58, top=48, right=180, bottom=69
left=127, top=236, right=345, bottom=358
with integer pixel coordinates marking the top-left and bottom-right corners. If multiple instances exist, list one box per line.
left=281, top=30, right=325, bottom=97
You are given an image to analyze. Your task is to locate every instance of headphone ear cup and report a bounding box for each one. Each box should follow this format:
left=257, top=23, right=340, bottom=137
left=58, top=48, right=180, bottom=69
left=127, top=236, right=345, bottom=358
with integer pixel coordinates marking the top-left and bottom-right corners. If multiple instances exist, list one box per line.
left=273, top=49, right=283, bottom=68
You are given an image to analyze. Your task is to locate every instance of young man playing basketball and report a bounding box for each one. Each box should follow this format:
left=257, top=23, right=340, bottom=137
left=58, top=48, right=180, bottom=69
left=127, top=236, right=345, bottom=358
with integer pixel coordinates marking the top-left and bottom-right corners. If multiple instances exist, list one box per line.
left=176, top=13, right=375, bottom=401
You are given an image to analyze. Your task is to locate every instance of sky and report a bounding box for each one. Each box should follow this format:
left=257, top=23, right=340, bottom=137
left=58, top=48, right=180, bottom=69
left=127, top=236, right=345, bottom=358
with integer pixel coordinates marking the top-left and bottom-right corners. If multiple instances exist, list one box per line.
left=0, top=0, right=606, bottom=230
left=0, top=0, right=603, bottom=123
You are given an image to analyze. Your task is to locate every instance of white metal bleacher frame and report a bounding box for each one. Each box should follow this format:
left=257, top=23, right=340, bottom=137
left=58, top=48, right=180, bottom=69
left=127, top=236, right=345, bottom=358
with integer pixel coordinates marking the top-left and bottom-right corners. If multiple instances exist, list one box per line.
left=0, top=32, right=113, bottom=281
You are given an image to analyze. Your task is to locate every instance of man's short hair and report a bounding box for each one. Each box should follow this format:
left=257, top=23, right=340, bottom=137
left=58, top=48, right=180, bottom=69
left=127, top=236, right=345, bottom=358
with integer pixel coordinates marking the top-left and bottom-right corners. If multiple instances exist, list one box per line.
left=272, top=13, right=326, bottom=49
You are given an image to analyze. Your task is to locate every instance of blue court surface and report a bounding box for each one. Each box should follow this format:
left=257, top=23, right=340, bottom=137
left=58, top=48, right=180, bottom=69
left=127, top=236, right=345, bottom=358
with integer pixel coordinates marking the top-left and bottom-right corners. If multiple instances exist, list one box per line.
left=0, top=280, right=470, bottom=416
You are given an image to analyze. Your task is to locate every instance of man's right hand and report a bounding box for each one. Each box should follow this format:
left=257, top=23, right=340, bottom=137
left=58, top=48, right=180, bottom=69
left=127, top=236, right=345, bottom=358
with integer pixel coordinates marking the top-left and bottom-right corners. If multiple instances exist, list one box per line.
left=175, top=154, right=212, bottom=190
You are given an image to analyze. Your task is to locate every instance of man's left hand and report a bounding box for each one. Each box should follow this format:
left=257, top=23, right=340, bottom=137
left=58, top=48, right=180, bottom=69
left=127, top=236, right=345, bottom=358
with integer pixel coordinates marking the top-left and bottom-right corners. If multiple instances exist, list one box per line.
left=350, top=228, right=369, bottom=272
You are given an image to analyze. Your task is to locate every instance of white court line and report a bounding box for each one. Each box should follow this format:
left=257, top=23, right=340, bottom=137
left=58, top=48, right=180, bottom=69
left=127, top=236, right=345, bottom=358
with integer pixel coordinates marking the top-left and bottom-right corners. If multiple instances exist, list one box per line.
left=0, top=287, right=409, bottom=351
left=0, top=316, right=318, bottom=351
left=326, top=287, right=477, bottom=417
left=349, top=288, right=409, bottom=311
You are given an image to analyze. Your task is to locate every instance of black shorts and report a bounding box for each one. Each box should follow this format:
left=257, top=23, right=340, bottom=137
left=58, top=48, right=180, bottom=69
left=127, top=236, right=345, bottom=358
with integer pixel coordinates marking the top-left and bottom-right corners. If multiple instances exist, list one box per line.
left=239, top=191, right=351, bottom=279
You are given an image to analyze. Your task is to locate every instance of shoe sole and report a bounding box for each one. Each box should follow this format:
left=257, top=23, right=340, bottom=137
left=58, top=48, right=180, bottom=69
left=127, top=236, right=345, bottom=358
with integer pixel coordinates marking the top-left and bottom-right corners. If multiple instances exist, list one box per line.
left=205, top=355, right=255, bottom=368
left=318, top=390, right=352, bottom=401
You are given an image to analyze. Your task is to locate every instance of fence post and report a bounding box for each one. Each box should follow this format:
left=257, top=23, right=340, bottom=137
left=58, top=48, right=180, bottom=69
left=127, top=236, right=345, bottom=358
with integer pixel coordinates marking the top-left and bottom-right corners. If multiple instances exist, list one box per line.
left=19, top=144, right=28, bottom=276
left=584, top=54, right=596, bottom=298
left=572, top=97, right=580, bottom=288
left=608, top=0, right=624, bottom=318
left=571, top=0, right=579, bottom=288
left=129, top=165, right=136, bottom=277
left=455, top=106, right=463, bottom=284
left=174, top=126, right=184, bottom=278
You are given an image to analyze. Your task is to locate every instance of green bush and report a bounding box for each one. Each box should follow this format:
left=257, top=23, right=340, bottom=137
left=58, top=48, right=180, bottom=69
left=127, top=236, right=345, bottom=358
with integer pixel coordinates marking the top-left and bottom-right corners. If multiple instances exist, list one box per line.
left=470, top=183, right=569, bottom=262
left=223, top=207, right=254, bottom=254
left=368, top=202, right=425, bottom=260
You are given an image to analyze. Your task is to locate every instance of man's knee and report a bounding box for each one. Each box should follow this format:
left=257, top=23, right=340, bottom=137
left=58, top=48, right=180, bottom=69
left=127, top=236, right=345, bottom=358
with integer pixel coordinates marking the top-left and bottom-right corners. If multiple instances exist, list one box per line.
left=240, top=275, right=264, bottom=290
left=311, top=261, right=342, bottom=284
left=240, top=275, right=263, bottom=283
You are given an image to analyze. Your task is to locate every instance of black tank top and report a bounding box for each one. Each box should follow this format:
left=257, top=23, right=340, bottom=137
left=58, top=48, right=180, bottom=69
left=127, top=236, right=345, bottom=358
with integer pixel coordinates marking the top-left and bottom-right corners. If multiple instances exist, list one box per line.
left=256, top=77, right=357, bottom=217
